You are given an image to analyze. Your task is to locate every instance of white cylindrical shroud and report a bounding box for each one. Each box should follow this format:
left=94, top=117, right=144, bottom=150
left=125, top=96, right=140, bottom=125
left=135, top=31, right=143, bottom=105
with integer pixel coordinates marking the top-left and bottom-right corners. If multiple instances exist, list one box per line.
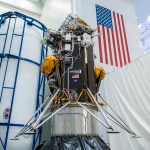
left=0, top=14, right=46, bottom=150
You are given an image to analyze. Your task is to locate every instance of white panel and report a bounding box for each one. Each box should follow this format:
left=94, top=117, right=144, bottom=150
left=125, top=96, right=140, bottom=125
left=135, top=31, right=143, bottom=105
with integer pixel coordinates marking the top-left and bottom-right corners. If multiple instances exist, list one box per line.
left=0, top=36, right=5, bottom=53
left=10, top=35, right=22, bottom=56
left=0, top=19, right=10, bottom=53
left=0, top=59, right=7, bottom=91
left=0, top=19, right=9, bottom=34
left=11, top=61, right=39, bottom=124
left=14, top=18, right=24, bottom=35
left=21, top=25, right=42, bottom=63
left=4, top=19, right=16, bottom=54
left=4, top=59, right=18, bottom=87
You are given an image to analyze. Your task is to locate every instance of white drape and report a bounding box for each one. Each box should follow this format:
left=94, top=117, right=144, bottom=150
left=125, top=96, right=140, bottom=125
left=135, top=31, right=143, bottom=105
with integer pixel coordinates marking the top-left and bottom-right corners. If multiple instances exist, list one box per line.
left=100, top=53, right=150, bottom=150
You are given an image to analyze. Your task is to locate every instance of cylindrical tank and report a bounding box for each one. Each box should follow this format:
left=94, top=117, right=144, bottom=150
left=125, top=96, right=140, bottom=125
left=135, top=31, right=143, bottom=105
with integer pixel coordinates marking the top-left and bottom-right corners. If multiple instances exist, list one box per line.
left=51, top=104, right=98, bottom=136
left=0, top=12, right=47, bottom=150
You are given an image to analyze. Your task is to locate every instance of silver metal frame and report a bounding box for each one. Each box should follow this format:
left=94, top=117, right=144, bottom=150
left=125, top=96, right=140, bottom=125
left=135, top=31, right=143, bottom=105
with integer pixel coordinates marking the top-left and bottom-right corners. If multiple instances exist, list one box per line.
left=32, top=89, right=60, bottom=129
left=87, top=87, right=112, bottom=129
left=35, top=101, right=71, bottom=129
left=14, top=88, right=139, bottom=138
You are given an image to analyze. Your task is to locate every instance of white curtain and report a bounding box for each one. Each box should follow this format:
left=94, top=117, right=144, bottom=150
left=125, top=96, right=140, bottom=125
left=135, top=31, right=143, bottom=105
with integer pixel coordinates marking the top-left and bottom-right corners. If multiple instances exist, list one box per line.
left=100, top=53, right=150, bottom=150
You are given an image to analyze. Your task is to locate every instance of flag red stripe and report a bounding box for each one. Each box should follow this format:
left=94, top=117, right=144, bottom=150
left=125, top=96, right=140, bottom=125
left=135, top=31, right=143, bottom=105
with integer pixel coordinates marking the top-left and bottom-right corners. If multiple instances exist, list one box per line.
left=107, top=28, right=113, bottom=65
left=102, top=26, right=108, bottom=64
left=111, top=28, right=118, bottom=66
left=117, top=13, right=127, bottom=65
left=113, top=12, right=122, bottom=67
left=121, top=15, right=131, bottom=63
left=97, top=25, right=103, bottom=63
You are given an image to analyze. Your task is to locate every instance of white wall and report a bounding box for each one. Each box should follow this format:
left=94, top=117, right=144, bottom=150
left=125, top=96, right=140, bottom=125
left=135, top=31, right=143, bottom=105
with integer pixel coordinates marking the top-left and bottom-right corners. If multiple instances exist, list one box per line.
left=73, top=0, right=144, bottom=72
left=40, top=0, right=71, bottom=30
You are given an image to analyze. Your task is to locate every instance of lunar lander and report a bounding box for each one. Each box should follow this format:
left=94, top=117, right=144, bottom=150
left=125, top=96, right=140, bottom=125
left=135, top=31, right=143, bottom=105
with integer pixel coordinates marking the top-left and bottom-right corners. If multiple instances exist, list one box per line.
left=13, top=15, right=139, bottom=150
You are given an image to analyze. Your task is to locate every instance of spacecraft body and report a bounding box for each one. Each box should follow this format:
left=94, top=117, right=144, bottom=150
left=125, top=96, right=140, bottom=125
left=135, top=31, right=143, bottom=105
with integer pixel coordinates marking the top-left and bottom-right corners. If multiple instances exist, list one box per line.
left=38, top=15, right=109, bottom=149
left=42, top=22, right=97, bottom=135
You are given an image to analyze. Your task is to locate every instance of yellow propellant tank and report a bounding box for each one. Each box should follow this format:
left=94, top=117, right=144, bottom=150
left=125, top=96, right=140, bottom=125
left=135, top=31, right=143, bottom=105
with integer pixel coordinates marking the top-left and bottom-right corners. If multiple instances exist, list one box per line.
left=40, top=55, right=59, bottom=76
left=94, top=66, right=106, bottom=80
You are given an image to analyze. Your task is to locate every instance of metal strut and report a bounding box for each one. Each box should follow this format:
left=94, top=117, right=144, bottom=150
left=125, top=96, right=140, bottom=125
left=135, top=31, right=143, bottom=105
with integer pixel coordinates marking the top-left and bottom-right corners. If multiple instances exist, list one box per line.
left=32, top=89, right=60, bottom=129
left=86, top=88, right=139, bottom=136
left=77, top=102, right=109, bottom=129
left=14, top=95, right=52, bottom=138
left=87, top=87, right=112, bottom=129
left=13, top=89, right=72, bottom=139
left=98, top=94, right=138, bottom=136
left=35, top=101, right=70, bottom=129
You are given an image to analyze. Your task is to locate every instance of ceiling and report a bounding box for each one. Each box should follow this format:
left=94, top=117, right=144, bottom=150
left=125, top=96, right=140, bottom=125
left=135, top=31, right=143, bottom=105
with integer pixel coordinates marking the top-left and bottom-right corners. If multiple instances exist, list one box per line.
left=27, top=0, right=46, bottom=5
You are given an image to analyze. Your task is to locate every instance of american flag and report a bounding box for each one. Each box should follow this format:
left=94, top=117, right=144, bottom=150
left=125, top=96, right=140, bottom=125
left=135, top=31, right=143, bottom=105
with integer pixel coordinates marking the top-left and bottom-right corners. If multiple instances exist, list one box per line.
left=96, top=5, right=131, bottom=67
